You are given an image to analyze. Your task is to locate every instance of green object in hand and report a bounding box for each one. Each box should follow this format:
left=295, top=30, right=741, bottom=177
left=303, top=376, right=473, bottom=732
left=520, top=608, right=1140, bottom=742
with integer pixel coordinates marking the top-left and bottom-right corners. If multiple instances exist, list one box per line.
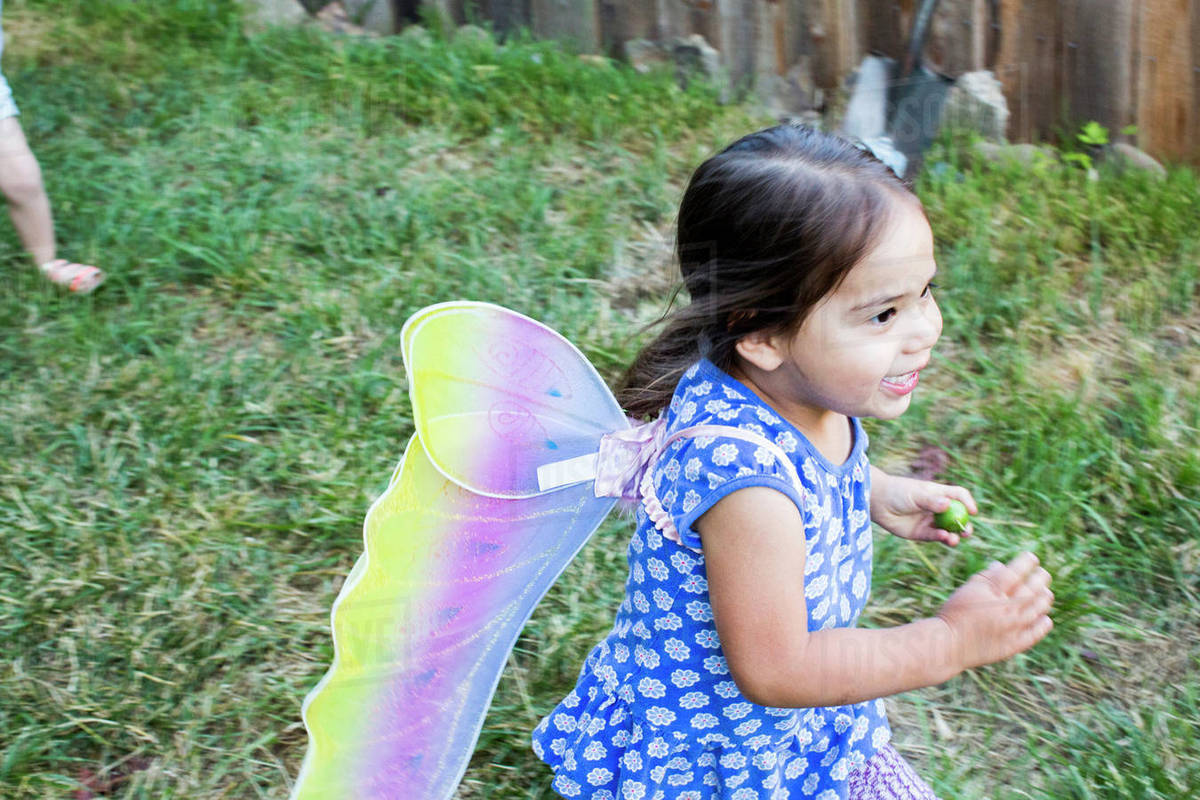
left=933, top=500, right=969, bottom=533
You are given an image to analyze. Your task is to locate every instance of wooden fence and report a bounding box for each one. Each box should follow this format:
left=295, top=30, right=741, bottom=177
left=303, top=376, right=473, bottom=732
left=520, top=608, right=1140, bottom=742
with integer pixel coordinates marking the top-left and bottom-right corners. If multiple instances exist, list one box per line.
left=414, top=0, right=1199, bottom=164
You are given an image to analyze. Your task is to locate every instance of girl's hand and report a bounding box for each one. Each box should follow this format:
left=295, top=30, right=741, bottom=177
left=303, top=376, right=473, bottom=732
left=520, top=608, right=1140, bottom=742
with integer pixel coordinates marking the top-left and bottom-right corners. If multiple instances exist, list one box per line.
left=869, top=467, right=977, bottom=546
left=936, top=551, right=1054, bottom=670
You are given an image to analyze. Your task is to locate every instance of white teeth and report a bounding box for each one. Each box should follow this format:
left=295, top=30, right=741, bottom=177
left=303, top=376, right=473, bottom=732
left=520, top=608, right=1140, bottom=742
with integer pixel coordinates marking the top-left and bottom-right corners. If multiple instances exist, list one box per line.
left=884, top=371, right=915, bottom=382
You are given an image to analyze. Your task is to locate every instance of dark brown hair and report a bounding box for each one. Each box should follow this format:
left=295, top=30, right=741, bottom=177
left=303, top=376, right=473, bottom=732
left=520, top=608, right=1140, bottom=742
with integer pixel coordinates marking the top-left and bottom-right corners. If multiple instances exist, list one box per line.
left=616, top=124, right=920, bottom=419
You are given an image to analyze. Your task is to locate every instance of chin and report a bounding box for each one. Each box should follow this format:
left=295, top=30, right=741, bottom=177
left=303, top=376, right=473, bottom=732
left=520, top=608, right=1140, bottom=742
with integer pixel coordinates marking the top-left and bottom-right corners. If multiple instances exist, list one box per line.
left=871, top=396, right=913, bottom=420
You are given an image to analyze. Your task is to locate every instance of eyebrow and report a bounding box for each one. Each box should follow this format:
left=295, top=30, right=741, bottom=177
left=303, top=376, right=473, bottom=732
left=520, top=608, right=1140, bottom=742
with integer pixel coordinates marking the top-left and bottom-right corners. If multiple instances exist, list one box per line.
left=850, top=293, right=905, bottom=313
left=849, top=268, right=939, bottom=313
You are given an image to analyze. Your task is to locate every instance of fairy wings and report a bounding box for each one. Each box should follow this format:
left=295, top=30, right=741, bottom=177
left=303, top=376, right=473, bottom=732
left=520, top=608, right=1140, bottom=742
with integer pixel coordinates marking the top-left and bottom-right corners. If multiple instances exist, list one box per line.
left=291, top=302, right=660, bottom=798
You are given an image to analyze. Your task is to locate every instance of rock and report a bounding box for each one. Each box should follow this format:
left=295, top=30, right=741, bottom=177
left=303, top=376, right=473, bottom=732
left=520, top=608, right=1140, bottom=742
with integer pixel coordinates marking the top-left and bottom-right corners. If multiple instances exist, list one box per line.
left=760, top=57, right=820, bottom=118
left=941, top=70, right=1009, bottom=141
left=578, top=54, right=612, bottom=68
left=1104, top=142, right=1167, bottom=177
left=624, top=38, right=668, bottom=74
left=625, top=35, right=725, bottom=99
left=316, top=1, right=375, bottom=35
left=776, top=109, right=825, bottom=130
left=398, top=24, right=433, bottom=48
left=342, top=0, right=396, bottom=35
left=972, top=141, right=1058, bottom=166
left=671, top=34, right=722, bottom=87
left=1012, top=143, right=1058, bottom=165
left=456, top=24, right=493, bottom=45
left=243, top=0, right=309, bottom=31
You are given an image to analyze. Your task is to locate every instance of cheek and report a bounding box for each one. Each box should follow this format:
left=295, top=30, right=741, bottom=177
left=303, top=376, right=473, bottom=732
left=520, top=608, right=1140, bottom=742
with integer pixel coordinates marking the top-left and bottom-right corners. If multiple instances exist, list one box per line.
left=846, top=355, right=891, bottom=392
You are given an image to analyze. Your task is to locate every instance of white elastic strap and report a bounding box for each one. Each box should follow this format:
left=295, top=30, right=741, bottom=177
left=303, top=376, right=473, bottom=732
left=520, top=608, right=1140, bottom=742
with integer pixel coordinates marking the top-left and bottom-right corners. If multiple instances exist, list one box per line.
left=536, top=452, right=599, bottom=491
left=534, top=424, right=800, bottom=495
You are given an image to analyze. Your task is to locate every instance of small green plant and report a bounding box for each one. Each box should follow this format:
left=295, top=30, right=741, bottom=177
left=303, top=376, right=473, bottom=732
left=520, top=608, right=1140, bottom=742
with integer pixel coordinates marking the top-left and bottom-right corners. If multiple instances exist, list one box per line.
left=1077, top=120, right=1110, bottom=148
left=1062, top=120, right=1113, bottom=172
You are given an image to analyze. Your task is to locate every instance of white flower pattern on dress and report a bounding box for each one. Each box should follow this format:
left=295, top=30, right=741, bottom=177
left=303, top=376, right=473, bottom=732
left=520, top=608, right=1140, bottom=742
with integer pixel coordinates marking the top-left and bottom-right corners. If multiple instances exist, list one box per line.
left=711, top=443, right=739, bottom=466
left=653, top=613, right=682, bottom=632
left=533, top=359, right=890, bottom=800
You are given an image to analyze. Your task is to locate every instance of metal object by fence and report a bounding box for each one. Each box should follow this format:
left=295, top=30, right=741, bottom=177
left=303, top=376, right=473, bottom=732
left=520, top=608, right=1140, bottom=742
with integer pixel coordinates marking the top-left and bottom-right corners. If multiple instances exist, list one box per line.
left=409, top=0, right=1197, bottom=163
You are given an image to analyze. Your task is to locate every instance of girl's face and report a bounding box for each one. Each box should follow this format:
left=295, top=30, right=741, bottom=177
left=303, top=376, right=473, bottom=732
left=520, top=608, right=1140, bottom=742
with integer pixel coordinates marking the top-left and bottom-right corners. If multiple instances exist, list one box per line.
left=738, top=199, right=942, bottom=437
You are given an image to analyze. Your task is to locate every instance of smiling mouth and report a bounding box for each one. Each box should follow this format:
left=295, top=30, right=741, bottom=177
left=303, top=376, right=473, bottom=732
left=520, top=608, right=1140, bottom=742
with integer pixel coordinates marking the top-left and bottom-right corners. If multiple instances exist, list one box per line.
left=881, top=370, right=920, bottom=393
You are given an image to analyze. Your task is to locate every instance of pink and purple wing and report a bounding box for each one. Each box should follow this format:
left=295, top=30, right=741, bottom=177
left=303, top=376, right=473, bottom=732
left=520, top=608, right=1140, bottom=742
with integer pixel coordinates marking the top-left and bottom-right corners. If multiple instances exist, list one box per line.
left=292, top=303, right=626, bottom=798
left=402, top=302, right=628, bottom=498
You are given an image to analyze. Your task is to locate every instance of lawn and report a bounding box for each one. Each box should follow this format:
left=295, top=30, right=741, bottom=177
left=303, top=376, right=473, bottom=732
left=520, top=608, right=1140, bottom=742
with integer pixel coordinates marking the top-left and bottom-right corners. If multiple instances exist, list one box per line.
left=0, top=1, right=1197, bottom=798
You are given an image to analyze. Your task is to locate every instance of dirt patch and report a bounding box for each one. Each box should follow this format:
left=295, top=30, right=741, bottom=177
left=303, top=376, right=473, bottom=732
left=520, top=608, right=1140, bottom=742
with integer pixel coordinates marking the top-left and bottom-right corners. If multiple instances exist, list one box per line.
left=1, top=7, right=63, bottom=62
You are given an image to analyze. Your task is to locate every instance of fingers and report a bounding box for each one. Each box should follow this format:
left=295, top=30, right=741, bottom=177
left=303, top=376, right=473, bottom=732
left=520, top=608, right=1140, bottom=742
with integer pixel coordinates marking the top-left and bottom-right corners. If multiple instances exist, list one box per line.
left=914, top=518, right=961, bottom=547
left=978, top=558, right=1015, bottom=595
left=941, top=555, right=1056, bottom=668
left=979, top=551, right=1043, bottom=596
left=1025, top=567, right=1054, bottom=614
left=1027, top=566, right=1052, bottom=593
left=1005, top=551, right=1041, bottom=591
left=944, top=485, right=978, bottom=516
left=1003, top=558, right=1054, bottom=639
left=1022, top=612, right=1055, bottom=652
left=924, top=484, right=979, bottom=516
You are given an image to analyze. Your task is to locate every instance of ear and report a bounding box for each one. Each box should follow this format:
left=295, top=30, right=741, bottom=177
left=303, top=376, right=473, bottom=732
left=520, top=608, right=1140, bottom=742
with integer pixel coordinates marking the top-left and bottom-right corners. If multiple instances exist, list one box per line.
left=734, top=329, right=786, bottom=372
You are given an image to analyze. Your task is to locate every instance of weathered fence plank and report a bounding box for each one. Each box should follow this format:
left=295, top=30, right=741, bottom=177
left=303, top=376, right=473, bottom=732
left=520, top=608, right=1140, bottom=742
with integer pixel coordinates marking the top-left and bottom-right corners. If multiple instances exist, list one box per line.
left=719, top=0, right=760, bottom=86
left=995, top=0, right=1064, bottom=141
left=657, top=0, right=720, bottom=44
left=860, top=0, right=910, bottom=62
left=1059, top=0, right=1135, bottom=139
left=756, top=0, right=791, bottom=77
left=925, top=0, right=987, bottom=75
left=1135, top=0, right=1195, bottom=160
left=1192, top=0, right=1200, bottom=160
left=418, top=0, right=1199, bottom=163
left=597, top=0, right=656, bottom=54
left=482, top=0, right=532, bottom=34
left=809, top=0, right=860, bottom=88
left=426, top=0, right=465, bottom=25
left=531, top=0, right=600, bottom=50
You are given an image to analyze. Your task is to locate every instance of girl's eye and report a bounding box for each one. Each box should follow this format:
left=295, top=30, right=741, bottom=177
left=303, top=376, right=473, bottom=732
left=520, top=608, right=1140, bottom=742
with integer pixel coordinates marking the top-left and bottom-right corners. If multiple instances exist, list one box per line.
left=872, top=308, right=896, bottom=324
left=922, top=281, right=939, bottom=297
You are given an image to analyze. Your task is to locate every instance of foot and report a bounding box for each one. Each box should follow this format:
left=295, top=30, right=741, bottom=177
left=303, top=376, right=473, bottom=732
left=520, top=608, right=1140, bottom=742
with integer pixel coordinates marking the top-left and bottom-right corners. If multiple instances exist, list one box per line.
left=39, top=259, right=105, bottom=294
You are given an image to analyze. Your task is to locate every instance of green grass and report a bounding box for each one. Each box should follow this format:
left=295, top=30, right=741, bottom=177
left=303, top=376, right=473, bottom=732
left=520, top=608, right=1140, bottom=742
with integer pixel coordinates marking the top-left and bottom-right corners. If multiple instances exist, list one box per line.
left=0, top=2, right=1197, bottom=797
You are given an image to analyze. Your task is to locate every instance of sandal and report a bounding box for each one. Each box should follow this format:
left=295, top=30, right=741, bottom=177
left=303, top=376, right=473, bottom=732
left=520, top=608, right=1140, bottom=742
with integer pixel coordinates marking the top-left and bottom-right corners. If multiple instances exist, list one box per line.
left=40, top=259, right=105, bottom=294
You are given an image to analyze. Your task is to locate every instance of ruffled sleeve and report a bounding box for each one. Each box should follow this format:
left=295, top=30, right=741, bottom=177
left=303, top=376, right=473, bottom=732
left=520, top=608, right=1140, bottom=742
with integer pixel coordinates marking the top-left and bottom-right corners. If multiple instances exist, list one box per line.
left=644, top=430, right=806, bottom=552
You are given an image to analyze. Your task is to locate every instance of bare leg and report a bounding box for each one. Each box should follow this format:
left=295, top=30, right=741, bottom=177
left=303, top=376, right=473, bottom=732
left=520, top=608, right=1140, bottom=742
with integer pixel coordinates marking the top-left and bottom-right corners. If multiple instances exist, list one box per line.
left=0, top=115, right=103, bottom=292
left=0, top=115, right=55, bottom=265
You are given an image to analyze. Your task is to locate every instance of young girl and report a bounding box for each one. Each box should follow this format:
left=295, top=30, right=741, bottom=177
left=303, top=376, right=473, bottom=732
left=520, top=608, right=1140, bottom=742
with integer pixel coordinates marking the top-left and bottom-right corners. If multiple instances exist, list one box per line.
left=531, top=124, right=1054, bottom=799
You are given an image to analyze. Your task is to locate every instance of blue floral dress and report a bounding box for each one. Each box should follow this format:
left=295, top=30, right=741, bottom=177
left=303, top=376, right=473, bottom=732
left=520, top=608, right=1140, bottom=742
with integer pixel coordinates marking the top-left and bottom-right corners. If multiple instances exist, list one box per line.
left=533, top=359, right=891, bottom=799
